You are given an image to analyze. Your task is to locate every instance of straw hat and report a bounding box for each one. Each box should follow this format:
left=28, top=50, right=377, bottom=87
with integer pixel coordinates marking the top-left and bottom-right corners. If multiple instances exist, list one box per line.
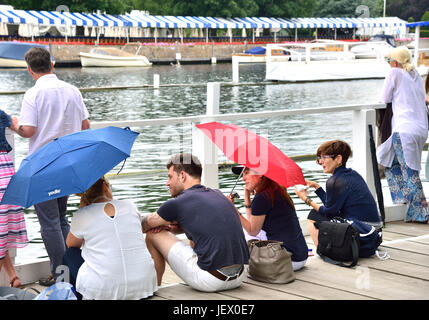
left=387, top=46, right=415, bottom=72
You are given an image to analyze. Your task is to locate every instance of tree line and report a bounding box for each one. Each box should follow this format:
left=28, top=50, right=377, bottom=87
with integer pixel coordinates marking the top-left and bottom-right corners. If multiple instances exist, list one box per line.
left=0, top=0, right=427, bottom=21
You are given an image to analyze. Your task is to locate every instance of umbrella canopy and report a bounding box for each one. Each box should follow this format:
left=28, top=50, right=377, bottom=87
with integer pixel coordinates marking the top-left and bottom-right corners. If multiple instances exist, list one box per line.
left=1, top=126, right=139, bottom=208
left=195, top=122, right=305, bottom=188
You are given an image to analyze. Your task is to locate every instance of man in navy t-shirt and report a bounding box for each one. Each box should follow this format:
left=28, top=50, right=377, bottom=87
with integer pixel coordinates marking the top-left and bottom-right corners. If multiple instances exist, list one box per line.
left=142, top=153, right=249, bottom=292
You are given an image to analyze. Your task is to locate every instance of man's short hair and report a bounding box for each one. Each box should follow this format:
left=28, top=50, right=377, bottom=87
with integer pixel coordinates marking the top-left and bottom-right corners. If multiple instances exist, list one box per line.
left=166, top=153, right=202, bottom=179
left=24, top=47, right=52, bottom=74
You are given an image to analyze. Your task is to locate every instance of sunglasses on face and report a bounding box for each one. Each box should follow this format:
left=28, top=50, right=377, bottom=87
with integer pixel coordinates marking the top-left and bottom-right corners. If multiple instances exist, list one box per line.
left=316, top=154, right=336, bottom=164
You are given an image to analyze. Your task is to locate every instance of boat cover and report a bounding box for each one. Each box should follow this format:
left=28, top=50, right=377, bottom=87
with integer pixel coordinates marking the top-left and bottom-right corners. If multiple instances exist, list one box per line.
left=245, top=47, right=266, bottom=54
left=0, top=42, right=49, bottom=60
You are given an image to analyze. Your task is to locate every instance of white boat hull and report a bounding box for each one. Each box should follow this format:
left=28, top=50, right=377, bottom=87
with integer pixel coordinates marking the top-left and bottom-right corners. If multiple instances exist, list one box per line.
left=0, top=57, right=28, bottom=68
left=80, top=52, right=152, bottom=67
left=267, top=59, right=392, bottom=82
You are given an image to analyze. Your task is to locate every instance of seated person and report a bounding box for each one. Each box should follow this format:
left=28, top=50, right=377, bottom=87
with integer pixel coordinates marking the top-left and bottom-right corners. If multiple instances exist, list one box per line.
left=294, top=140, right=382, bottom=246
left=63, top=176, right=158, bottom=300
left=228, top=166, right=308, bottom=271
left=143, top=153, right=249, bottom=292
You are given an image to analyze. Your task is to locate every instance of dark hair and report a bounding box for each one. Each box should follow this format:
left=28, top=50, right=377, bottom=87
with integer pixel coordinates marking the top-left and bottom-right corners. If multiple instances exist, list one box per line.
left=256, top=176, right=295, bottom=210
left=316, top=140, right=351, bottom=166
left=24, top=47, right=52, bottom=74
left=166, top=153, right=202, bottom=179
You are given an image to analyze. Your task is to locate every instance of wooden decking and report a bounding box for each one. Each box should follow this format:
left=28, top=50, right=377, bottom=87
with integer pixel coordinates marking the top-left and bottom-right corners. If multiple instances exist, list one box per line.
left=150, top=221, right=429, bottom=300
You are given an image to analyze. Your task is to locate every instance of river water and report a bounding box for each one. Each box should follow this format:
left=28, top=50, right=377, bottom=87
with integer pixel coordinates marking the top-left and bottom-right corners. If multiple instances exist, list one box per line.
left=0, top=63, right=386, bottom=263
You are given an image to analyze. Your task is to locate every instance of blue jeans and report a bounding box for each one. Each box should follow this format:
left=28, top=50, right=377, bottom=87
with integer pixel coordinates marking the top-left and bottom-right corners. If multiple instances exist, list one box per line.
left=385, top=133, right=429, bottom=222
left=62, top=247, right=84, bottom=300
left=34, top=196, right=70, bottom=277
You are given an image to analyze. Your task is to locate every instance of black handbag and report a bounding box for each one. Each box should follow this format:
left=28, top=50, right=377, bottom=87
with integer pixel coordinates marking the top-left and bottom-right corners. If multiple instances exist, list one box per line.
left=315, top=219, right=360, bottom=268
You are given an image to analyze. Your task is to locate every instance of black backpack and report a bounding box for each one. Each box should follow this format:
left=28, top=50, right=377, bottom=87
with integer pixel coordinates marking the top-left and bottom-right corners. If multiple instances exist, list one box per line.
left=315, top=219, right=360, bottom=268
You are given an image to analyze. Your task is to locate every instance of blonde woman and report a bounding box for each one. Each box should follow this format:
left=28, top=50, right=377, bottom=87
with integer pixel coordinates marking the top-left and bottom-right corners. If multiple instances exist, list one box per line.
left=63, top=176, right=158, bottom=299
left=377, top=46, right=428, bottom=223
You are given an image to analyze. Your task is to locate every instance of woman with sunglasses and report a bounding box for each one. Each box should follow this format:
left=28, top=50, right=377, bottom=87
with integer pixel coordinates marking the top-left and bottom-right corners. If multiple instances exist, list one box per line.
left=63, top=176, right=158, bottom=300
left=294, top=140, right=382, bottom=246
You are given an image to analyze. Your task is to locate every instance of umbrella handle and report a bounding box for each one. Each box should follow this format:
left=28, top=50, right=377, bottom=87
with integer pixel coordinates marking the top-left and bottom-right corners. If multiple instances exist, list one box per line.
left=117, top=159, right=126, bottom=175
left=230, top=167, right=244, bottom=196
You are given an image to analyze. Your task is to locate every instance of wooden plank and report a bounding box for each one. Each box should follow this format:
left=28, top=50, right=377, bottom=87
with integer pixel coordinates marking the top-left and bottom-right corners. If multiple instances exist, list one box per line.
left=358, top=255, right=429, bottom=281
left=381, top=231, right=410, bottom=241
left=220, top=281, right=309, bottom=300
left=244, top=278, right=373, bottom=300
left=154, top=283, right=238, bottom=300
left=295, top=256, right=429, bottom=299
left=378, top=247, right=429, bottom=267
left=382, top=222, right=429, bottom=236
left=381, top=240, right=429, bottom=255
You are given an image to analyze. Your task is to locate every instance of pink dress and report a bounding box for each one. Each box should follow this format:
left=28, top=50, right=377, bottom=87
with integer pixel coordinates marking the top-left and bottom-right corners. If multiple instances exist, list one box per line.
left=0, top=111, right=28, bottom=259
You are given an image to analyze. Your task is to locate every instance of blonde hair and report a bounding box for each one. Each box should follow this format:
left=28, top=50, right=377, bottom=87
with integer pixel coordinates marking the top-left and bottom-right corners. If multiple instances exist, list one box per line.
left=79, top=176, right=109, bottom=204
left=388, top=46, right=415, bottom=72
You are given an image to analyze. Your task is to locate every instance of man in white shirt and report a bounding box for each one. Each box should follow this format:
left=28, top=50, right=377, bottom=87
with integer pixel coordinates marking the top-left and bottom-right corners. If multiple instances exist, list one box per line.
left=10, top=47, right=90, bottom=285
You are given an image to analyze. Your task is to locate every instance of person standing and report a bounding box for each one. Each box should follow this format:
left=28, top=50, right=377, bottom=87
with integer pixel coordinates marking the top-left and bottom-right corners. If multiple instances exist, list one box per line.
left=424, top=75, right=429, bottom=181
left=143, top=153, right=249, bottom=292
left=0, top=110, right=28, bottom=287
left=377, top=46, right=428, bottom=223
left=10, top=47, right=91, bottom=285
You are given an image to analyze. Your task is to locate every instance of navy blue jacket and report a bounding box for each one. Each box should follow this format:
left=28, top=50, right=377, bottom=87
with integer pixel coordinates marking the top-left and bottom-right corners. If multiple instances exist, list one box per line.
left=316, top=166, right=381, bottom=224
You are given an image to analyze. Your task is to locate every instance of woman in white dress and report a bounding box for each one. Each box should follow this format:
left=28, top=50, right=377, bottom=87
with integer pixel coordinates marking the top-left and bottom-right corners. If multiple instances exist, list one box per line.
left=377, top=46, right=429, bottom=223
left=63, top=176, right=158, bottom=299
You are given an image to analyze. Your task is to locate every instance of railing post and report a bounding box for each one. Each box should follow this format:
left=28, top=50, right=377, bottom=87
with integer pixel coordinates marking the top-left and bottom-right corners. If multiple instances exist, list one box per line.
left=192, top=82, right=220, bottom=189
left=352, top=109, right=377, bottom=198
left=232, top=56, right=239, bottom=83
left=413, top=25, right=420, bottom=67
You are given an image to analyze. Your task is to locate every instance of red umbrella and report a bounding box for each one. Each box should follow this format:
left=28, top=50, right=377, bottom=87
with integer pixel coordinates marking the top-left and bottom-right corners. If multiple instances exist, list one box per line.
left=195, top=122, right=305, bottom=188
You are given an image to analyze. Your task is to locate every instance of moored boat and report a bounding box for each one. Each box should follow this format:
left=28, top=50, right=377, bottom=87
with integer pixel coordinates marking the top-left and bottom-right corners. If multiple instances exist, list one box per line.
left=265, top=41, right=428, bottom=82
left=350, top=34, right=396, bottom=59
left=0, top=41, right=53, bottom=68
left=232, top=46, right=288, bottom=64
left=79, top=47, right=152, bottom=67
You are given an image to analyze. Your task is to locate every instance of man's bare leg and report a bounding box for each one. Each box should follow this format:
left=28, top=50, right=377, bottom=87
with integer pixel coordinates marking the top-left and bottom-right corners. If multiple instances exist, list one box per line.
left=145, top=230, right=180, bottom=286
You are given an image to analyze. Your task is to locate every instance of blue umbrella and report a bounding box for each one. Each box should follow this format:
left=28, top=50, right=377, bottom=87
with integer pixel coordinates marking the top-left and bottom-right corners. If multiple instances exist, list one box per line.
left=1, top=126, right=139, bottom=208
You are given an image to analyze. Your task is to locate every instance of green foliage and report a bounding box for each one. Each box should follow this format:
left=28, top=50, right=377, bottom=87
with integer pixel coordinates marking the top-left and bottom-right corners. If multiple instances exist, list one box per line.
left=315, top=0, right=383, bottom=18
left=3, top=0, right=134, bottom=14
left=421, top=10, right=429, bottom=22
left=4, top=0, right=318, bottom=17
left=386, top=0, right=429, bottom=22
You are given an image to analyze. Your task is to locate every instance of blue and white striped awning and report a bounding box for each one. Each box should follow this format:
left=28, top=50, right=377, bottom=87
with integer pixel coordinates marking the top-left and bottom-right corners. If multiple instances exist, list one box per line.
left=407, top=21, right=429, bottom=28
left=0, top=9, right=408, bottom=31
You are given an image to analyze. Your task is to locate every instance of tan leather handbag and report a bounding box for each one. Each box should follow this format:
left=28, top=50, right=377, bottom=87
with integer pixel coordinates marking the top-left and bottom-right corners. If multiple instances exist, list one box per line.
left=247, top=239, right=295, bottom=284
